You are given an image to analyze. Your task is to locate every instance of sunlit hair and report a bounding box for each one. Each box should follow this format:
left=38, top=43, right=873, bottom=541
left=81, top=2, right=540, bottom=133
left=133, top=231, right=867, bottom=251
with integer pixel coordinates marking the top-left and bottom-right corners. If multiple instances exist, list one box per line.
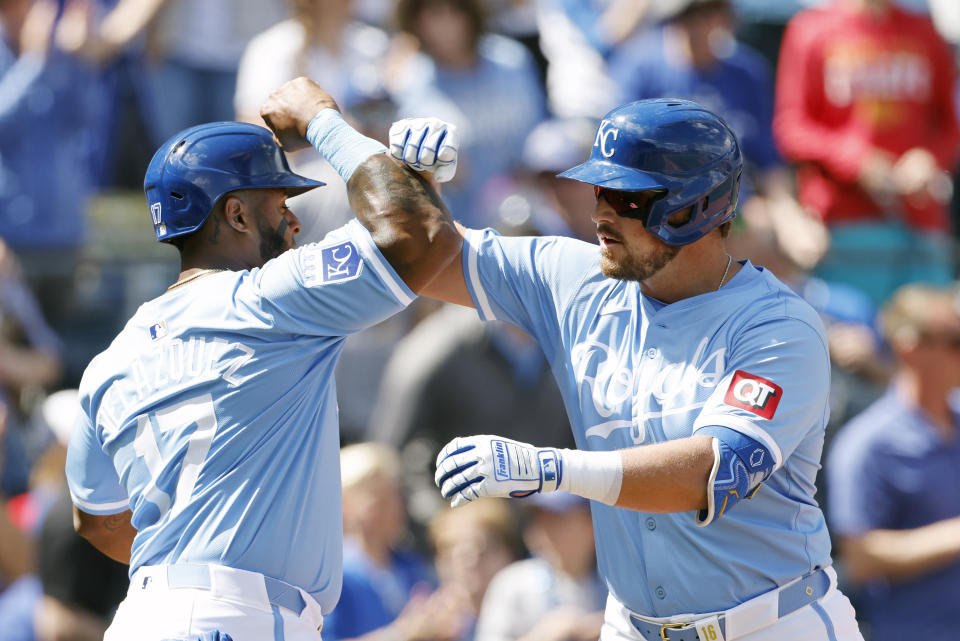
left=881, top=284, right=958, bottom=349
left=428, top=498, right=519, bottom=557
left=340, top=441, right=402, bottom=490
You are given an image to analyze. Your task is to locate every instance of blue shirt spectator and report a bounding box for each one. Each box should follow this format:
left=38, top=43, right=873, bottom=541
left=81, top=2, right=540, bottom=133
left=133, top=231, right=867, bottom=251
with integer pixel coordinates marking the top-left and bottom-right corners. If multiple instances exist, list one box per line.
left=0, top=6, right=101, bottom=251
left=326, top=442, right=469, bottom=641
left=322, top=539, right=434, bottom=640
left=394, top=0, right=547, bottom=229
left=608, top=18, right=782, bottom=179
left=826, top=284, right=960, bottom=641
left=827, top=388, right=960, bottom=640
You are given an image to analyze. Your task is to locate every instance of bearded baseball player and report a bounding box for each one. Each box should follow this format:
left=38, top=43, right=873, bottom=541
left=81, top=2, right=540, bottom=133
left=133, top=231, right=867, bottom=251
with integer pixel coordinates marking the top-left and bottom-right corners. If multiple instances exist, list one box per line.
left=389, top=100, right=864, bottom=641
left=64, top=78, right=460, bottom=641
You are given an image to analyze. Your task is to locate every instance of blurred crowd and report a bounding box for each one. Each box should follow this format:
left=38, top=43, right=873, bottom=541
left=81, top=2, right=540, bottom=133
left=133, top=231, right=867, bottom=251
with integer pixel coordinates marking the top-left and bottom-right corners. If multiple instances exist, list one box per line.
left=3, top=0, right=960, bottom=639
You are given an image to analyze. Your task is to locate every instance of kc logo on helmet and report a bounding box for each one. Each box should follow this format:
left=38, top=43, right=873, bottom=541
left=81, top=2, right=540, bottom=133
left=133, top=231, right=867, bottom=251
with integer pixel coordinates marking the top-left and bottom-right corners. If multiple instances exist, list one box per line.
left=594, top=120, right=620, bottom=158
left=723, top=370, right=782, bottom=419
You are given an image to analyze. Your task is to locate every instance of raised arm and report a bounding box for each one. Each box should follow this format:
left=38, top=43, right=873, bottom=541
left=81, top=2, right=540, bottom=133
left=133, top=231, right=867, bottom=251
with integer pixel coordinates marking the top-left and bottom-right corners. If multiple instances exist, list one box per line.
left=347, top=159, right=468, bottom=299
left=260, top=77, right=462, bottom=294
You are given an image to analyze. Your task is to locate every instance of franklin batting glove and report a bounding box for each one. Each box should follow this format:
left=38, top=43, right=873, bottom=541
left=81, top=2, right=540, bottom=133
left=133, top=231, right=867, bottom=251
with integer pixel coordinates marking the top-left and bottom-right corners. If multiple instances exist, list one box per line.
left=435, top=435, right=562, bottom=508
left=389, top=117, right=460, bottom=183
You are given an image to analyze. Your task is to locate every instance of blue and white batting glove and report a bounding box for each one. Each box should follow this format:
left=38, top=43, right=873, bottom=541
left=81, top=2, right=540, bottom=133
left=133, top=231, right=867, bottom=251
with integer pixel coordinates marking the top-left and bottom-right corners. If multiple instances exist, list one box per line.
left=388, top=117, right=459, bottom=183
left=435, top=435, right=562, bottom=508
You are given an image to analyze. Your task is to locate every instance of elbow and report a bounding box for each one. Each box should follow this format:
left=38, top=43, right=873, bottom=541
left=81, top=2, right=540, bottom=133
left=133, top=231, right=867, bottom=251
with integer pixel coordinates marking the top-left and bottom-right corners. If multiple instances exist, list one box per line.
left=375, top=215, right=462, bottom=295
left=408, top=222, right=463, bottom=295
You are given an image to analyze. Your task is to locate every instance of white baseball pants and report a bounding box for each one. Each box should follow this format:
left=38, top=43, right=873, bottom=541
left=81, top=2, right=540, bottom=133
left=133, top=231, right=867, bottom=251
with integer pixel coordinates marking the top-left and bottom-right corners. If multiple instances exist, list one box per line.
left=105, top=564, right=324, bottom=641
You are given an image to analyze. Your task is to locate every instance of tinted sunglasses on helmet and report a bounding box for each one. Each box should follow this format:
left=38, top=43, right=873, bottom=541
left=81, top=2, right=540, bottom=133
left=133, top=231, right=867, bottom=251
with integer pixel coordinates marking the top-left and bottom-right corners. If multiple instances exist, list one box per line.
left=594, top=186, right=666, bottom=223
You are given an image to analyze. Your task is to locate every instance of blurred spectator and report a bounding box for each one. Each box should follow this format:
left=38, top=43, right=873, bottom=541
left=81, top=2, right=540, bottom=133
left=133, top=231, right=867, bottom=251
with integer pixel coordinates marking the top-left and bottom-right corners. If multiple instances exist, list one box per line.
left=235, top=0, right=393, bottom=241
left=0, top=405, right=33, bottom=587
left=52, top=0, right=162, bottom=189
left=826, top=284, right=960, bottom=641
left=0, top=0, right=102, bottom=310
left=484, top=117, right=598, bottom=242
left=730, top=0, right=811, bottom=68
left=234, top=0, right=388, bottom=125
left=0, top=389, right=127, bottom=641
left=147, top=0, right=289, bottom=141
left=480, top=0, right=542, bottom=80
left=429, top=500, right=520, bottom=641
left=324, top=442, right=468, bottom=641
left=393, top=0, right=547, bottom=228
left=474, top=493, right=604, bottom=641
left=774, top=0, right=960, bottom=305
left=369, top=304, right=571, bottom=538
left=608, top=0, right=830, bottom=272
left=0, top=240, right=61, bottom=497
left=536, top=0, right=653, bottom=119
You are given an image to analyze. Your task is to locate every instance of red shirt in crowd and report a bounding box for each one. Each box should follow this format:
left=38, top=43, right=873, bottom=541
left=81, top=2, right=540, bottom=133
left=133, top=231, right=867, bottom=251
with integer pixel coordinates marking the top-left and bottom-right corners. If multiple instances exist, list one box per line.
left=773, top=2, right=960, bottom=232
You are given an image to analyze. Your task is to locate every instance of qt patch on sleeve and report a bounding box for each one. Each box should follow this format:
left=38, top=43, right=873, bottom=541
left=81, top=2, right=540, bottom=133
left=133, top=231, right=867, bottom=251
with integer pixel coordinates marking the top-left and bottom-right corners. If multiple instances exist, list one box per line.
left=723, top=370, right=782, bottom=419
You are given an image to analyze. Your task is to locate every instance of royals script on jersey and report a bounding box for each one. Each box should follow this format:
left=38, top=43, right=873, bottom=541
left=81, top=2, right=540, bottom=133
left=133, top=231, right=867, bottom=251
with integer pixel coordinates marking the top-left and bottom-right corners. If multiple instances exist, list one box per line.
left=462, top=228, right=832, bottom=616
left=66, top=220, right=415, bottom=614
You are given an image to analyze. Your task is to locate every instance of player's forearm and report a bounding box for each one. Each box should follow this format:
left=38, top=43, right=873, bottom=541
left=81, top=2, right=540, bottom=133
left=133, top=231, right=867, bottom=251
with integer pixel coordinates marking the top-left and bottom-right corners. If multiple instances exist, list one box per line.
left=347, top=155, right=462, bottom=293
left=437, top=434, right=713, bottom=512
left=613, top=435, right=713, bottom=512
left=839, top=516, right=960, bottom=583
left=73, top=507, right=134, bottom=565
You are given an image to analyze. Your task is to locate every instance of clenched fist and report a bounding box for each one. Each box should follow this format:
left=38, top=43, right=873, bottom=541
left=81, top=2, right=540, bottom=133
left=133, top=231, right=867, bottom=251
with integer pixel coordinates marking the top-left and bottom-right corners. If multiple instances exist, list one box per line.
left=260, top=77, right=340, bottom=151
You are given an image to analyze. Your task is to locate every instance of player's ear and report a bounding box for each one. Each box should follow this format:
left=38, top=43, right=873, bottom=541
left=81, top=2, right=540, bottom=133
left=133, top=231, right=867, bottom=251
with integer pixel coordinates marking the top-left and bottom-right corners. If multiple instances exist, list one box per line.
left=222, top=195, right=252, bottom=234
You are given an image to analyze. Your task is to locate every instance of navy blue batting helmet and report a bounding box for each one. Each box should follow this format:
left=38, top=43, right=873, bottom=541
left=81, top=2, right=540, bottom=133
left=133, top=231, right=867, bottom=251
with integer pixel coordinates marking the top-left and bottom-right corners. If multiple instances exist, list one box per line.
left=144, top=122, right=325, bottom=242
left=559, top=99, right=742, bottom=246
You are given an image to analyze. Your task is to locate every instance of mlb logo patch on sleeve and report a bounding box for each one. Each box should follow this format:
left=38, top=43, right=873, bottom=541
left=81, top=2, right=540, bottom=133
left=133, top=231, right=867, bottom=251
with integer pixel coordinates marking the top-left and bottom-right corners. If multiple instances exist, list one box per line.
left=723, top=370, right=782, bottom=419
left=304, top=241, right=363, bottom=285
left=149, top=320, right=168, bottom=340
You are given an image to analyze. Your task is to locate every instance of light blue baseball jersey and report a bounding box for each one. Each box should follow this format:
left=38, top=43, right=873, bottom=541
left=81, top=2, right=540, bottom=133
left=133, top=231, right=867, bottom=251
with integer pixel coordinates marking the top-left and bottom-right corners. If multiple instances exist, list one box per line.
left=65, top=220, right=415, bottom=614
left=462, top=228, right=833, bottom=616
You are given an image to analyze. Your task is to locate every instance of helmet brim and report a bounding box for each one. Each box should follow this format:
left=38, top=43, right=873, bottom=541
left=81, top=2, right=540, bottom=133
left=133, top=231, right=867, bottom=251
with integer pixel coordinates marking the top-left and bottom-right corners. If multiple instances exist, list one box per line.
left=272, top=173, right=326, bottom=197
left=558, top=159, right=671, bottom=192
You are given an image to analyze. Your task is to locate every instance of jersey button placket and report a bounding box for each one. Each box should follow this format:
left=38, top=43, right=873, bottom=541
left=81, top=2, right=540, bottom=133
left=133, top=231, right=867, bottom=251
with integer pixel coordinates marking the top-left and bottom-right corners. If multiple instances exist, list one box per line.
left=645, top=518, right=656, bottom=531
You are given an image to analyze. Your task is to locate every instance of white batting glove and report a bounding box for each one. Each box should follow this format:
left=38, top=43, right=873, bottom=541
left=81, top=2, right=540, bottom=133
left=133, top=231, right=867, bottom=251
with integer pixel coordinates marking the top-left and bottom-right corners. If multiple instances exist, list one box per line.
left=435, top=435, right=562, bottom=508
left=388, top=117, right=459, bottom=183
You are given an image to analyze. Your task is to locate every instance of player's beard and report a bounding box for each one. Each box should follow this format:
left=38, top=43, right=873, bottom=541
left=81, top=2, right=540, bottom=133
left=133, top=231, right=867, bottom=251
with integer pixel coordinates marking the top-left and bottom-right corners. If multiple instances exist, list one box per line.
left=599, top=237, right=680, bottom=282
left=257, top=217, right=290, bottom=262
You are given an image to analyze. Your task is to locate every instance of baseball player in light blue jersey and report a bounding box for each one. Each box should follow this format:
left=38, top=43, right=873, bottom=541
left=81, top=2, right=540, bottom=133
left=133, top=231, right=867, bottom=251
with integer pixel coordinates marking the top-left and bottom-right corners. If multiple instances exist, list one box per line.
left=388, top=101, right=864, bottom=641
left=65, top=79, right=461, bottom=641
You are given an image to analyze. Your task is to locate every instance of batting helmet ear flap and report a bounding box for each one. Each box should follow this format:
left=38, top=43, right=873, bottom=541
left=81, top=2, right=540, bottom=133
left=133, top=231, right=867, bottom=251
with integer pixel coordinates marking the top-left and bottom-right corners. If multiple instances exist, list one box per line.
left=559, top=99, right=743, bottom=246
left=665, top=168, right=741, bottom=235
left=144, top=122, right=325, bottom=243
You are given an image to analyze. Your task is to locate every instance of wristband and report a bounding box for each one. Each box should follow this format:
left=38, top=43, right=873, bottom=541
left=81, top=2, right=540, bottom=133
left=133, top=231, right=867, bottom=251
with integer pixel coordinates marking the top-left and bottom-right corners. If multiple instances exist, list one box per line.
left=558, top=448, right=623, bottom=505
left=306, top=109, right=387, bottom=183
